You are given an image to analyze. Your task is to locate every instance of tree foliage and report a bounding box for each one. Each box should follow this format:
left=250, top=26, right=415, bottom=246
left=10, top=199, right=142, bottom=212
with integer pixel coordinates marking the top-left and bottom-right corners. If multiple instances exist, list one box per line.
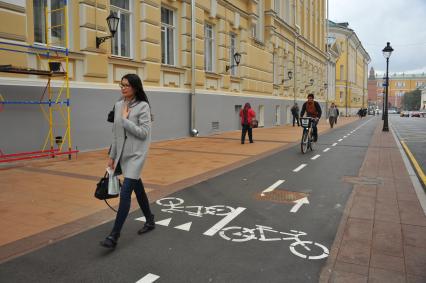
left=401, top=89, right=421, bottom=110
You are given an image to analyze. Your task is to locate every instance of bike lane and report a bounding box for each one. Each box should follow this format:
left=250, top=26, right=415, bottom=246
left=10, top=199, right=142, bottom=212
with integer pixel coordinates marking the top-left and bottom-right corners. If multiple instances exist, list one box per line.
left=0, top=118, right=377, bottom=282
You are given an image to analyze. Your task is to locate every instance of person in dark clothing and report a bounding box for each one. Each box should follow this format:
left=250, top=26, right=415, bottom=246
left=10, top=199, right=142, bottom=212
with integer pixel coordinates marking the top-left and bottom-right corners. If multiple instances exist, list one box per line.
left=300, top=93, right=322, bottom=142
left=291, top=103, right=300, bottom=126
left=239, top=102, right=256, bottom=144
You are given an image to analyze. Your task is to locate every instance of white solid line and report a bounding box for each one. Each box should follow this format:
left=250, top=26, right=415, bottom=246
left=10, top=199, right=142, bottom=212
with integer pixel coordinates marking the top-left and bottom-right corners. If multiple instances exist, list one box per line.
left=293, top=164, right=307, bottom=172
left=136, top=273, right=160, bottom=283
left=338, top=139, right=343, bottom=142
left=323, top=148, right=330, bottom=152
left=203, top=207, right=246, bottom=236
left=332, top=143, right=338, bottom=146
left=261, top=180, right=285, bottom=196
left=311, top=154, right=321, bottom=160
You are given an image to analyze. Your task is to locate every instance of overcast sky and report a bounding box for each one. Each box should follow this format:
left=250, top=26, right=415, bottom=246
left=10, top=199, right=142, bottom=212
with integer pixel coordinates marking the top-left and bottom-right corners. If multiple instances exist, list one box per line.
left=329, top=0, right=426, bottom=76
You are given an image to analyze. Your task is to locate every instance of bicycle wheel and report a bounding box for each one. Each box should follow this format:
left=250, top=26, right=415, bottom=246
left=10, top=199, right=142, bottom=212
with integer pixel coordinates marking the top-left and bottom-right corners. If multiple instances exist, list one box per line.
left=156, top=197, right=184, bottom=207
left=219, top=226, right=256, bottom=242
left=301, top=130, right=309, bottom=153
left=309, top=130, right=314, bottom=151
left=289, top=241, right=329, bottom=260
left=205, top=205, right=235, bottom=216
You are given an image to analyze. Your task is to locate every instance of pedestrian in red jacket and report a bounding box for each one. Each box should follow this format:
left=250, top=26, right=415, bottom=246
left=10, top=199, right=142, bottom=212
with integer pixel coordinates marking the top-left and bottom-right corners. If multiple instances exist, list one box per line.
left=239, top=102, right=256, bottom=144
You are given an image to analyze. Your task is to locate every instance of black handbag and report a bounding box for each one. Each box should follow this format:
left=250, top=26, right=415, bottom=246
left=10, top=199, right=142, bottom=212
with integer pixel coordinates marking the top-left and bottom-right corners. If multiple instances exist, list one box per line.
left=94, top=171, right=121, bottom=212
left=107, top=105, right=115, bottom=123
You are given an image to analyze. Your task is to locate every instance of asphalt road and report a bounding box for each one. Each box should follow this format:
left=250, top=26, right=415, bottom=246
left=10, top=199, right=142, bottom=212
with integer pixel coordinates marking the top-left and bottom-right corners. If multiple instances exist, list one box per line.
left=390, top=115, right=426, bottom=178
left=0, top=117, right=377, bottom=283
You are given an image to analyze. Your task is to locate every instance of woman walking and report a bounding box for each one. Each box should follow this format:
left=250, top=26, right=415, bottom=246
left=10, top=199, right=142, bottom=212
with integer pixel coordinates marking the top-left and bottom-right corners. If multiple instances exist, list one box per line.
left=100, top=74, right=155, bottom=249
left=328, top=103, right=338, bottom=128
left=239, top=102, right=256, bottom=144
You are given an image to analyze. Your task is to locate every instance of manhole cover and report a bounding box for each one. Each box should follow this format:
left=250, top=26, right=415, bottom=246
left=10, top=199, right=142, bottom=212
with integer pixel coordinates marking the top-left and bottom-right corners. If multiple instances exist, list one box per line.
left=342, top=176, right=383, bottom=185
left=255, top=190, right=308, bottom=204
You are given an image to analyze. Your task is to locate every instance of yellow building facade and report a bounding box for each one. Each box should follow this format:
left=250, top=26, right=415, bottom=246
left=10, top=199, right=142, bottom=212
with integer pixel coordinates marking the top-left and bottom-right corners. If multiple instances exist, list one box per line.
left=0, top=0, right=327, bottom=152
left=375, top=73, right=426, bottom=109
left=328, top=21, right=370, bottom=116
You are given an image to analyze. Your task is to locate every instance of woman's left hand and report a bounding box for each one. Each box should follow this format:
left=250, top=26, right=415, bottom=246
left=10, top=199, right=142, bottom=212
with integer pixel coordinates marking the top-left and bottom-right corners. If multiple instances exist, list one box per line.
left=122, top=104, right=130, bottom=119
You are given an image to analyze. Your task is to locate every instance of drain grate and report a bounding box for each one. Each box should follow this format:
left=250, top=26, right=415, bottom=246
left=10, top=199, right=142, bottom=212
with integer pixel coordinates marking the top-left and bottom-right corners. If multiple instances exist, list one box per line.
left=342, top=176, right=384, bottom=185
left=255, top=190, right=308, bottom=204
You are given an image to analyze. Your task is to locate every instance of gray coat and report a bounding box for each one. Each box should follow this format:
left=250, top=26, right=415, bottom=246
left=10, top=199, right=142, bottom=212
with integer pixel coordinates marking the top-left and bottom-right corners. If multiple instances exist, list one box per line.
left=109, top=100, right=151, bottom=179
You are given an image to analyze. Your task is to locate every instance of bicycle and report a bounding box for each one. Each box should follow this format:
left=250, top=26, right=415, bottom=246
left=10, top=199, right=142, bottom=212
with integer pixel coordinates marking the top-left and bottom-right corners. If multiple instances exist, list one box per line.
left=300, top=117, right=317, bottom=154
left=219, top=224, right=329, bottom=260
left=156, top=197, right=236, bottom=217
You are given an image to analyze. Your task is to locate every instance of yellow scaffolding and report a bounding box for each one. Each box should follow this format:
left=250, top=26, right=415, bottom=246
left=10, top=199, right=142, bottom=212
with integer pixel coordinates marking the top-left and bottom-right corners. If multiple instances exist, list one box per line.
left=0, top=1, right=77, bottom=162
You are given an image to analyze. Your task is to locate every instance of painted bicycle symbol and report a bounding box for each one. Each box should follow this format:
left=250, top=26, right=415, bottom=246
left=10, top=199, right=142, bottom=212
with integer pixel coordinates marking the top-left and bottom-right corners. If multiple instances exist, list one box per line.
left=156, top=197, right=236, bottom=217
left=219, top=225, right=329, bottom=260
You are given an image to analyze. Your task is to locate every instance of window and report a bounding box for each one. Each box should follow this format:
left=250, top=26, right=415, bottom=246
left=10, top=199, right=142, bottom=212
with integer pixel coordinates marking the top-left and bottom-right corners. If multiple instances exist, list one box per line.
left=275, top=105, right=281, bottom=125
left=253, top=0, right=264, bottom=41
left=161, top=7, right=175, bottom=65
left=110, top=0, right=132, bottom=57
left=204, top=24, right=215, bottom=72
left=340, top=91, right=344, bottom=104
left=33, top=0, right=66, bottom=47
left=273, top=53, right=279, bottom=85
left=284, top=0, right=291, bottom=24
left=340, top=65, right=344, bottom=80
left=416, top=81, right=424, bottom=87
left=229, top=33, right=237, bottom=76
left=274, top=0, right=280, bottom=14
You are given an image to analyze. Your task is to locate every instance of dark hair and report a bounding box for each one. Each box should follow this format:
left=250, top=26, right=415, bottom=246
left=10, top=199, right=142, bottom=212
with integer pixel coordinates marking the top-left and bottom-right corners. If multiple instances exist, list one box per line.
left=121, top=74, right=150, bottom=105
left=243, top=102, right=251, bottom=115
left=307, top=93, right=314, bottom=99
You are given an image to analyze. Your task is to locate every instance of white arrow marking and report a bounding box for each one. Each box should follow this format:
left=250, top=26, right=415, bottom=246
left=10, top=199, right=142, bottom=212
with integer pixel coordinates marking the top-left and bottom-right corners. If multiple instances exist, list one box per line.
left=293, top=164, right=307, bottom=172
left=261, top=180, right=285, bottom=196
left=204, top=207, right=246, bottom=236
left=290, top=197, right=310, bottom=213
left=136, top=273, right=160, bottom=283
left=323, top=148, right=330, bottom=152
left=311, top=154, right=320, bottom=160
left=174, top=222, right=192, bottom=231
left=135, top=216, right=146, bottom=222
left=332, top=143, right=337, bottom=146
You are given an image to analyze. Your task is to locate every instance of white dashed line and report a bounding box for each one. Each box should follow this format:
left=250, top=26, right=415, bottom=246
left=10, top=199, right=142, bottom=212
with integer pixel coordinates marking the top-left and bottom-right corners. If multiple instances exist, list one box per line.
left=293, top=164, right=307, bottom=172
left=136, top=273, right=160, bottom=283
left=343, top=136, right=347, bottom=138
left=323, top=148, right=330, bottom=152
left=338, top=139, right=343, bottom=142
left=261, top=180, right=285, bottom=196
left=311, top=154, right=321, bottom=160
left=332, top=143, right=338, bottom=146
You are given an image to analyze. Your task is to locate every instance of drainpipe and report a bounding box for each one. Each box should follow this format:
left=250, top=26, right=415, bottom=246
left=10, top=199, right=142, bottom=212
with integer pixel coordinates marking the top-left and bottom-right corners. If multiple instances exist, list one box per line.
left=293, top=1, right=297, bottom=105
left=325, top=0, right=329, bottom=117
left=190, top=0, right=197, bottom=136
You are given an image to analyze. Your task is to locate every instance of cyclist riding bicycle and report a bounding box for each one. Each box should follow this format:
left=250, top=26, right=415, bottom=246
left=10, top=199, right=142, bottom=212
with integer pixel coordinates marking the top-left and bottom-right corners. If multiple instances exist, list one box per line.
left=300, top=93, right=322, bottom=142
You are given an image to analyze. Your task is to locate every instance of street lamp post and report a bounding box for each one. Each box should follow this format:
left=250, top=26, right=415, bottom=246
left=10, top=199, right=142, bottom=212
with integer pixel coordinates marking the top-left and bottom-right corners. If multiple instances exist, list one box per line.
left=382, top=42, right=394, bottom=132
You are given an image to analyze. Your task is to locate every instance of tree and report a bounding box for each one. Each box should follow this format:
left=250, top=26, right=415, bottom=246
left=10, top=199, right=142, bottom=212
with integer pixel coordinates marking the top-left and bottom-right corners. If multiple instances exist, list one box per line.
left=401, top=89, right=421, bottom=110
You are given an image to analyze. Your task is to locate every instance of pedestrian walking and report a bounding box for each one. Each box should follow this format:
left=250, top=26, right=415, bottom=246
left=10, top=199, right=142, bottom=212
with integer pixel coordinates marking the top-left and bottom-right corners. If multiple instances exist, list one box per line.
left=291, top=103, right=300, bottom=127
left=239, top=102, right=256, bottom=144
left=100, top=73, right=155, bottom=249
left=327, top=103, right=338, bottom=128
left=335, top=107, right=339, bottom=124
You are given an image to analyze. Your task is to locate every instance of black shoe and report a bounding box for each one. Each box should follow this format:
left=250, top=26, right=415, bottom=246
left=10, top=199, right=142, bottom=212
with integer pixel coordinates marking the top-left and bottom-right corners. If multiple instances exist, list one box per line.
left=249, top=141, right=254, bottom=143
left=138, top=215, right=155, bottom=235
left=100, top=233, right=119, bottom=249
left=241, top=141, right=244, bottom=144
left=313, top=136, right=318, bottom=142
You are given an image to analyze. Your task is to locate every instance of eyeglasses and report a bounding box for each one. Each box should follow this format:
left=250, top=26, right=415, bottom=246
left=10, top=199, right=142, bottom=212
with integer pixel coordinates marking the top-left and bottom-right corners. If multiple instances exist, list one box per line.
left=119, top=83, right=131, bottom=89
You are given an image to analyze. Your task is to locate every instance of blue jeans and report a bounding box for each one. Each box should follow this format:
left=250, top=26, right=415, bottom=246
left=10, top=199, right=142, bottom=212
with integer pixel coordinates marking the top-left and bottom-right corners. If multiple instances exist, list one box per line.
left=112, top=178, right=153, bottom=235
